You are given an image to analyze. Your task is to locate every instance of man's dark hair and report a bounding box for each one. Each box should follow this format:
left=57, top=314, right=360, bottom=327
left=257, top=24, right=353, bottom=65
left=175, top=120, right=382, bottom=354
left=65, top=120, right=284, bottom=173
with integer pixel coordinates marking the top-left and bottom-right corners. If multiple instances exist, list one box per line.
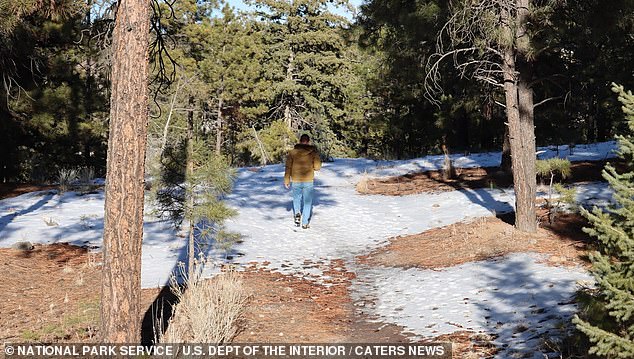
left=300, top=134, right=310, bottom=143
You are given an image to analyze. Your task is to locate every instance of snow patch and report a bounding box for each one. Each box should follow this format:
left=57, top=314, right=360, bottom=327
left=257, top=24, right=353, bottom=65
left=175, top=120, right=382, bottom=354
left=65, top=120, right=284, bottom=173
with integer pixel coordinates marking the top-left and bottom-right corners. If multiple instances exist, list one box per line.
left=350, top=253, right=593, bottom=358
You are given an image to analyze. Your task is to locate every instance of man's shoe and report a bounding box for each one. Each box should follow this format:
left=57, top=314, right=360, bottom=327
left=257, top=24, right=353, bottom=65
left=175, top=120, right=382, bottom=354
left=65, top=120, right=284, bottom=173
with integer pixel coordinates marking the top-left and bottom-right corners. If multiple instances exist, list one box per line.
left=302, top=224, right=310, bottom=229
left=294, top=213, right=301, bottom=227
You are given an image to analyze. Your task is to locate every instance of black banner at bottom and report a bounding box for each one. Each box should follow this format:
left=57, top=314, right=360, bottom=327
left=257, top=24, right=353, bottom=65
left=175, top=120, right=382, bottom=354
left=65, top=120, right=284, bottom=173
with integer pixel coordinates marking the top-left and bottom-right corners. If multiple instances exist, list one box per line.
left=3, top=343, right=452, bottom=358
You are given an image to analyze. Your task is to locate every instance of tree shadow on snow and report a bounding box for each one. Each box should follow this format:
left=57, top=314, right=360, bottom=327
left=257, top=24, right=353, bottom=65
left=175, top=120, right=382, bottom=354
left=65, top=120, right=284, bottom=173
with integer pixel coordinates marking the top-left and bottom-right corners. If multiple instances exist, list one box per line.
left=0, top=191, right=56, bottom=243
left=471, top=255, right=583, bottom=357
left=226, top=166, right=338, bottom=212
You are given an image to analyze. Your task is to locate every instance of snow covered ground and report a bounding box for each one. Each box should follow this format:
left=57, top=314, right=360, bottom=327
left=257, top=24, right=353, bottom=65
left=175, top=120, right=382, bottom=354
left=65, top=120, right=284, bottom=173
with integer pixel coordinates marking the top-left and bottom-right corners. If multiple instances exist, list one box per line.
left=0, top=140, right=616, bottom=356
left=370, top=140, right=616, bottom=178
left=350, top=254, right=593, bottom=358
left=0, top=190, right=185, bottom=288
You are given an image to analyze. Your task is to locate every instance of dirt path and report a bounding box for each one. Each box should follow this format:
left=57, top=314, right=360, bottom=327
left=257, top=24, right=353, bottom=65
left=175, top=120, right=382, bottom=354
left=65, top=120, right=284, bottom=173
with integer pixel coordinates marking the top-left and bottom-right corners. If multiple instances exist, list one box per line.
left=359, top=213, right=591, bottom=270
left=0, top=244, right=163, bottom=343
left=357, top=159, right=621, bottom=196
left=0, top=245, right=408, bottom=343
left=0, top=242, right=497, bottom=357
left=234, top=260, right=410, bottom=343
left=0, top=163, right=597, bottom=358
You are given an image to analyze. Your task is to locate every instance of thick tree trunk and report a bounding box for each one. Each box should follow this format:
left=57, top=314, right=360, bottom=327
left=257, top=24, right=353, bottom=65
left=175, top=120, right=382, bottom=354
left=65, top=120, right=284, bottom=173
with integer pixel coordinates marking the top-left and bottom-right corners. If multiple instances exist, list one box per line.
left=101, top=0, right=150, bottom=343
left=515, top=0, right=537, bottom=232
left=515, top=66, right=537, bottom=232
left=84, top=4, right=94, bottom=166
left=500, top=0, right=537, bottom=233
left=186, top=96, right=195, bottom=278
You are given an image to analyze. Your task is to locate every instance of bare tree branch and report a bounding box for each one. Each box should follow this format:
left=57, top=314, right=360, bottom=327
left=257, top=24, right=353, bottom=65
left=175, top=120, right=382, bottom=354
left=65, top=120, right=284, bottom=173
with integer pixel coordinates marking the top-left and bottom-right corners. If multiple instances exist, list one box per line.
left=533, top=95, right=562, bottom=108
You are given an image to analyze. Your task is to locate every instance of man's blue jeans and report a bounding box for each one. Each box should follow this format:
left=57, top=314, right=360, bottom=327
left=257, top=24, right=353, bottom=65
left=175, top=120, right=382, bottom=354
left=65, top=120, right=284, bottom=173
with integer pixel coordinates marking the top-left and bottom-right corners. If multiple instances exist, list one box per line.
left=292, top=181, right=314, bottom=226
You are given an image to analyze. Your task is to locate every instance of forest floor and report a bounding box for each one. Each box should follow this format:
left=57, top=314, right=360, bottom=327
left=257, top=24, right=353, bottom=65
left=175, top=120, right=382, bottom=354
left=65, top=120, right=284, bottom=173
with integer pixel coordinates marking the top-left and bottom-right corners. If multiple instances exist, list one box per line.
left=357, top=159, right=624, bottom=196
left=0, top=183, right=56, bottom=200
left=0, top=141, right=615, bottom=358
left=0, top=210, right=589, bottom=358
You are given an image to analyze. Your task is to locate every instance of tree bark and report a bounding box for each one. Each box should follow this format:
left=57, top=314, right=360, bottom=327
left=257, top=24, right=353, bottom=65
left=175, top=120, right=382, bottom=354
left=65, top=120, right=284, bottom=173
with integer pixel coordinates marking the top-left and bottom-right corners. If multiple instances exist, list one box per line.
left=101, top=0, right=150, bottom=343
left=500, top=125, right=512, bottom=173
left=441, top=136, right=455, bottom=180
left=515, top=64, right=537, bottom=232
left=253, top=126, right=268, bottom=165
left=161, top=77, right=183, bottom=157
left=186, top=96, right=195, bottom=278
left=515, top=0, right=537, bottom=232
left=501, top=2, right=537, bottom=233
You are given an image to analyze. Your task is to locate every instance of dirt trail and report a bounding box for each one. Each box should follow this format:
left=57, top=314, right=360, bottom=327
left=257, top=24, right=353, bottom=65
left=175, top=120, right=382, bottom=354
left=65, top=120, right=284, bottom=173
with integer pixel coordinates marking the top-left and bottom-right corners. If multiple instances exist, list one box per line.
left=357, top=159, right=621, bottom=196
left=0, top=242, right=496, bottom=357
left=0, top=167, right=596, bottom=358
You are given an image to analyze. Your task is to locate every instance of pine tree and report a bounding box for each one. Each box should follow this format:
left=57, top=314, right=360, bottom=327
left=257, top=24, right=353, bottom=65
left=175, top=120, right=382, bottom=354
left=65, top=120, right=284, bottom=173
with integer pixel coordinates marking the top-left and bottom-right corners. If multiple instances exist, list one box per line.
left=147, top=0, right=238, bottom=277
left=425, top=0, right=563, bottom=233
left=248, top=0, right=351, bottom=152
left=101, top=0, right=150, bottom=343
left=573, top=84, right=634, bottom=357
left=196, top=3, right=266, bottom=155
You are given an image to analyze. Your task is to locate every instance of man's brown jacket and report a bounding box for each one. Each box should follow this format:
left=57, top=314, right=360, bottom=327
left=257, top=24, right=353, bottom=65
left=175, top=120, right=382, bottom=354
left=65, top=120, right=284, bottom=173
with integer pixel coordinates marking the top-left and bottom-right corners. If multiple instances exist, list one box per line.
left=284, top=144, right=322, bottom=186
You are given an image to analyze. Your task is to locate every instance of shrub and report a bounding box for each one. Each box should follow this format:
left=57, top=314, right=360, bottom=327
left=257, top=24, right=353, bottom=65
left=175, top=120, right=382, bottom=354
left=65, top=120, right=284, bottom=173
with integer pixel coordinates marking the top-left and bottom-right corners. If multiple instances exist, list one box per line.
left=57, top=168, right=78, bottom=193
left=237, top=121, right=297, bottom=165
left=536, top=157, right=573, bottom=223
left=156, top=264, right=248, bottom=344
left=78, top=166, right=95, bottom=192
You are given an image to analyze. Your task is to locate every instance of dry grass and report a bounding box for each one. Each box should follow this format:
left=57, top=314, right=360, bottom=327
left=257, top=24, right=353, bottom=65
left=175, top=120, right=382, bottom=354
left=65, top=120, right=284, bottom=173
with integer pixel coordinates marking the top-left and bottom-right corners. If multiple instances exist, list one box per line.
left=355, top=170, right=373, bottom=194
left=157, top=265, right=249, bottom=344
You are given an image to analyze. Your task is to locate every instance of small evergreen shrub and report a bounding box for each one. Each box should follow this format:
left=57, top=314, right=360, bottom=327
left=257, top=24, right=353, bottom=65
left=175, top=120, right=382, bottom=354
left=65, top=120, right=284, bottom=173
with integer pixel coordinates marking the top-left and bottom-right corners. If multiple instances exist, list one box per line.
left=536, top=157, right=574, bottom=223
left=57, top=168, right=78, bottom=193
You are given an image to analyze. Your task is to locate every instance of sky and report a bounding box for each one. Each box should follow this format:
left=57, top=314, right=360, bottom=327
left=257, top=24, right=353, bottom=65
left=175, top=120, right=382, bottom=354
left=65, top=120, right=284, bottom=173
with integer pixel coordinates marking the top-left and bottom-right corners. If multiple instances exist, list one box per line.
left=225, top=0, right=364, bottom=20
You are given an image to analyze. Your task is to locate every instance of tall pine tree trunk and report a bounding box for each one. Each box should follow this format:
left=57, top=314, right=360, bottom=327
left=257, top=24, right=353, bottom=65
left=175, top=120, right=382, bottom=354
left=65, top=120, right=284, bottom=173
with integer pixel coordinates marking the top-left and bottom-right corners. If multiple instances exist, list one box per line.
left=515, top=65, right=537, bottom=232
left=101, top=0, right=150, bottom=342
left=186, top=96, right=195, bottom=278
left=515, top=0, right=537, bottom=232
left=501, top=3, right=537, bottom=233
left=284, top=49, right=294, bottom=129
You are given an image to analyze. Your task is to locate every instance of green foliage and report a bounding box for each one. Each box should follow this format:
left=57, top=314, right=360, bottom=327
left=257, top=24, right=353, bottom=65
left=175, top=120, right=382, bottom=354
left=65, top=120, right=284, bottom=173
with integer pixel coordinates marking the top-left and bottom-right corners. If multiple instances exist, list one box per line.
left=151, top=135, right=237, bottom=269
left=358, top=0, right=507, bottom=158
left=0, top=0, right=109, bottom=181
left=553, top=183, right=576, bottom=207
left=573, top=84, right=634, bottom=357
left=537, top=157, right=573, bottom=223
left=237, top=120, right=297, bottom=165
left=310, top=119, right=356, bottom=160
left=0, top=0, right=84, bottom=35
left=536, top=158, right=572, bottom=179
left=539, top=0, right=634, bottom=144
left=151, top=139, right=235, bottom=224
left=2, top=0, right=633, bottom=180
left=247, top=0, right=353, bottom=150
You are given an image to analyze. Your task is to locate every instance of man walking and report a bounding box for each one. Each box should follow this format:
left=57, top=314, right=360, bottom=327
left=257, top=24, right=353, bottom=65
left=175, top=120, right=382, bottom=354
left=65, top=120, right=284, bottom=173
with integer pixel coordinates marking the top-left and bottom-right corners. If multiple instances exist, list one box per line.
left=284, top=134, right=322, bottom=229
